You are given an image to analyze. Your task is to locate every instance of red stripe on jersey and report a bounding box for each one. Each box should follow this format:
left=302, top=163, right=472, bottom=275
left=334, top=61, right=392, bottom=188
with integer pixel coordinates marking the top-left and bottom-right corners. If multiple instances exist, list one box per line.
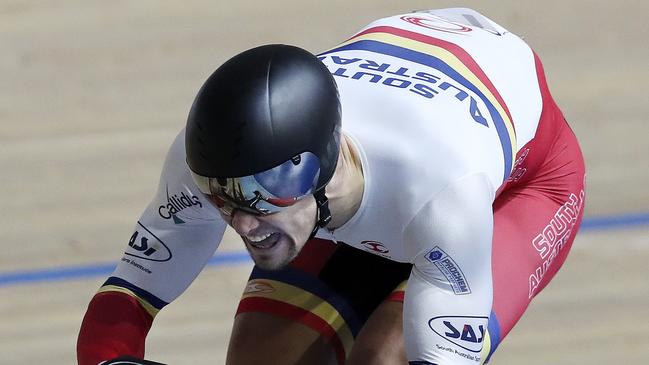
left=354, top=26, right=515, bottom=130
left=238, top=297, right=347, bottom=365
left=289, top=238, right=339, bottom=276
left=385, top=290, right=405, bottom=303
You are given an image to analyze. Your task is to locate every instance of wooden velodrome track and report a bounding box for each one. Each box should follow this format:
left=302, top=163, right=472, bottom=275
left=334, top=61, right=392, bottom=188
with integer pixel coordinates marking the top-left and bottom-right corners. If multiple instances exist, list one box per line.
left=1, top=0, right=647, bottom=364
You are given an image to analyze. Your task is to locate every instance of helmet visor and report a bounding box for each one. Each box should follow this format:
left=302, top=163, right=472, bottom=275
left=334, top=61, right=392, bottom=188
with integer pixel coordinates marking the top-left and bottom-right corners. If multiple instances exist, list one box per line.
left=191, top=151, right=321, bottom=215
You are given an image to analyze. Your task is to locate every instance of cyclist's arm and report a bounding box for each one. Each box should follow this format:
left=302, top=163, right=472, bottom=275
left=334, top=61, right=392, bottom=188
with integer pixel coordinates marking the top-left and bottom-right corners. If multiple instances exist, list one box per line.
left=77, top=130, right=227, bottom=365
left=403, top=173, right=494, bottom=364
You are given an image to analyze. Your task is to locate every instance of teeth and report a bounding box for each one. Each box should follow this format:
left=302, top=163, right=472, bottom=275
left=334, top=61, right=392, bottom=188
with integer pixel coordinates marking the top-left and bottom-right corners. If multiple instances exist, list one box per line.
left=246, top=233, right=272, bottom=243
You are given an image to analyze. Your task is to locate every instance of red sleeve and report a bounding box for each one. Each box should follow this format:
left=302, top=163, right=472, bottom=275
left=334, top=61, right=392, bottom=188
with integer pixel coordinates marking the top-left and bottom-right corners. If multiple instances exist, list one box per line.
left=77, top=291, right=154, bottom=365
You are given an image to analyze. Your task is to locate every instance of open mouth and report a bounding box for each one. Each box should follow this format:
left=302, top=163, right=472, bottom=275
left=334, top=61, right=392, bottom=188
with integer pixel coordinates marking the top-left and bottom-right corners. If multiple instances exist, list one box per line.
left=245, top=232, right=281, bottom=250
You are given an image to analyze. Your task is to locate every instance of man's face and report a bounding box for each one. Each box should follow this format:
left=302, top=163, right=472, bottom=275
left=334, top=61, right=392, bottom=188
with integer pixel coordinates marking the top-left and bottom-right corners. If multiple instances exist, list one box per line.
left=215, top=196, right=317, bottom=270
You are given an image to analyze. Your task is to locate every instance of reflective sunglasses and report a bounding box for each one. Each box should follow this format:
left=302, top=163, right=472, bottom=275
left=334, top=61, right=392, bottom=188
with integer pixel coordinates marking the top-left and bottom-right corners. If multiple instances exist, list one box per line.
left=190, top=151, right=321, bottom=216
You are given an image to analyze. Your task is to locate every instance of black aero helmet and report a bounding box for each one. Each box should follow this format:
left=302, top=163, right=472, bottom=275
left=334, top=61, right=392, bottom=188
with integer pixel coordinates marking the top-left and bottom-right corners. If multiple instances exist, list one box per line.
left=186, top=44, right=341, bottom=234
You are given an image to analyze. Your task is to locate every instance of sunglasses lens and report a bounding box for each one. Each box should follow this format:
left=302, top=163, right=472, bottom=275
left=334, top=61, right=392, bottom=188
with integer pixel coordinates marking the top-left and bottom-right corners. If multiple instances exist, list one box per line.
left=253, top=152, right=320, bottom=198
left=190, top=152, right=321, bottom=215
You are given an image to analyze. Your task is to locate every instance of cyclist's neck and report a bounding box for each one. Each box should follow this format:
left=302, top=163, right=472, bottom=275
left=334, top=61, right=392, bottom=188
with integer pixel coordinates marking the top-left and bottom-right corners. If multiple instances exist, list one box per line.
left=325, top=133, right=364, bottom=229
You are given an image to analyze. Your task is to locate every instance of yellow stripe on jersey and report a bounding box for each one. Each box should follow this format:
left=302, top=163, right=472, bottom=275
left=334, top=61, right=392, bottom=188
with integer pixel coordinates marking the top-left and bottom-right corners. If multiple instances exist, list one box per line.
left=322, top=26, right=518, bottom=180
left=98, top=285, right=160, bottom=318
left=480, top=328, right=492, bottom=364
left=242, top=279, right=355, bottom=356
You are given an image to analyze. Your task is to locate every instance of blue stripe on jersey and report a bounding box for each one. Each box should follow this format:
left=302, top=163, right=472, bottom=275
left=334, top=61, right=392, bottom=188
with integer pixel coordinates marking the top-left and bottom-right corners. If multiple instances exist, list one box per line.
left=103, top=276, right=168, bottom=310
left=321, top=40, right=514, bottom=182
left=250, top=266, right=364, bottom=336
left=485, top=310, right=502, bottom=363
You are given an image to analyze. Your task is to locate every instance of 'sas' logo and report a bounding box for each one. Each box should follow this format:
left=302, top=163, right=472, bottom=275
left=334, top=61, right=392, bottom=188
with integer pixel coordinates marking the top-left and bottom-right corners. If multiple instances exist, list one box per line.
left=361, top=240, right=389, bottom=254
left=244, top=280, right=275, bottom=294
left=428, top=315, right=488, bottom=353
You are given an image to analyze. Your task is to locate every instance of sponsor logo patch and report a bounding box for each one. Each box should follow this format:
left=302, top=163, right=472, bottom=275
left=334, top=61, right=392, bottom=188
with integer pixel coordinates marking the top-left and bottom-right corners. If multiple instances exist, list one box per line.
left=425, top=247, right=471, bottom=294
left=244, top=280, right=275, bottom=294
left=126, top=222, right=172, bottom=262
left=428, top=315, right=488, bottom=353
left=528, top=189, right=585, bottom=298
left=506, top=147, right=530, bottom=183
left=401, top=15, right=473, bottom=34
left=360, top=240, right=390, bottom=254
left=158, top=186, right=203, bottom=224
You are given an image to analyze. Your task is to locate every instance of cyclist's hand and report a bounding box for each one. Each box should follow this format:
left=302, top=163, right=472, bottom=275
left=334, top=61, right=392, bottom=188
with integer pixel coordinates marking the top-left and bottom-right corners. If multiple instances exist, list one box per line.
left=99, top=355, right=167, bottom=365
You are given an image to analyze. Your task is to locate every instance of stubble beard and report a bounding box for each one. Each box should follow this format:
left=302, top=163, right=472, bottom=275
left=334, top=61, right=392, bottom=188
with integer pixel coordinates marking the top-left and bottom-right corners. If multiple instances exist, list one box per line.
left=247, top=240, right=299, bottom=271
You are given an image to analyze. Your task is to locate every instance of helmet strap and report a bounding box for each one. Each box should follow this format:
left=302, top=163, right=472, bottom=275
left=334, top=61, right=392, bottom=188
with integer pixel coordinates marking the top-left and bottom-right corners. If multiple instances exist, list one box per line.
left=309, top=189, right=332, bottom=239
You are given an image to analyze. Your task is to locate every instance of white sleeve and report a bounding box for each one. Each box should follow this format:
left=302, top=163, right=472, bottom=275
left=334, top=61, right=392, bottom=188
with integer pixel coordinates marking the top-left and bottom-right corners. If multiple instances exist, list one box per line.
left=403, top=173, right=494, bottom=364
left=105, top=129, right=227, bottom=309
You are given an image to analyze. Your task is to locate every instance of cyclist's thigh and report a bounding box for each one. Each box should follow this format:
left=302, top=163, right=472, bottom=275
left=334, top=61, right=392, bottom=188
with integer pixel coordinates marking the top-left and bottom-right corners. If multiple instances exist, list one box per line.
left=347, top=299, right=406, bottom=365
left=227, top=311, right=337, bottom=365
left=229, top=238, right=412, bottom=365
left=485, top=119, right=586, bottom=362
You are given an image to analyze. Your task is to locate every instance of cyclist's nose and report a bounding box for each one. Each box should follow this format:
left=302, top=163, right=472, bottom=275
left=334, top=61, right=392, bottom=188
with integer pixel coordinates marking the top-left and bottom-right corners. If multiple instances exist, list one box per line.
left=231, top=210, right=261, bottom=236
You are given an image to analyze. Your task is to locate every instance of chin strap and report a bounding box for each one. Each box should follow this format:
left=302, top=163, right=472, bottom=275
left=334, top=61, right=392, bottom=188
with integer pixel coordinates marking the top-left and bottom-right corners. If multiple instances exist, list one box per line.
left=309, top=189, right=332, bottom=240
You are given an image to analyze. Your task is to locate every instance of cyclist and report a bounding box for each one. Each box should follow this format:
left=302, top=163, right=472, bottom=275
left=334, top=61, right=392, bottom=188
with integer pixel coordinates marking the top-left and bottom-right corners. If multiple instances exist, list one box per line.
left=78, top=8, right=586, bottom=365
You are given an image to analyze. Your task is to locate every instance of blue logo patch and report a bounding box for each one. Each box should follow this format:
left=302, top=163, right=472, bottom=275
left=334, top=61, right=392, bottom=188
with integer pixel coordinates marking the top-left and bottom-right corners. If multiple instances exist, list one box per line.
left=425, top=247, right=471, bottom=295
left=427, top=250, right=443, bottom=261
left=428, top=315, right=488, bottom=353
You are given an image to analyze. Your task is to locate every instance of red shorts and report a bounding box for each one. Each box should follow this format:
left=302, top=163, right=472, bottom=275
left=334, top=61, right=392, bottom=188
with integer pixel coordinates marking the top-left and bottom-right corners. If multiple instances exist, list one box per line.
left=484, top=53, right=586, bottom=360
left=236, top=53, right=586, bottom=364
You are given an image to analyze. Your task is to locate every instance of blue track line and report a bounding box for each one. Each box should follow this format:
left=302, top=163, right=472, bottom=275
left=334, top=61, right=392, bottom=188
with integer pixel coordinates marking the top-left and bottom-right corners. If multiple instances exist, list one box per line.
left=579, top=212, right=649, bottom=231
left=1, top=212, right=648, bottom=288
left=0, top=251, right=251, bottom=288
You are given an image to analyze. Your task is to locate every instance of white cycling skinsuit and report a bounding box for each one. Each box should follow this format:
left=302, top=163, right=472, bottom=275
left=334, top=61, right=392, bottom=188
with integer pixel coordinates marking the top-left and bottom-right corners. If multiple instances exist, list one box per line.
left=79, top=8, right=586, bottom=365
